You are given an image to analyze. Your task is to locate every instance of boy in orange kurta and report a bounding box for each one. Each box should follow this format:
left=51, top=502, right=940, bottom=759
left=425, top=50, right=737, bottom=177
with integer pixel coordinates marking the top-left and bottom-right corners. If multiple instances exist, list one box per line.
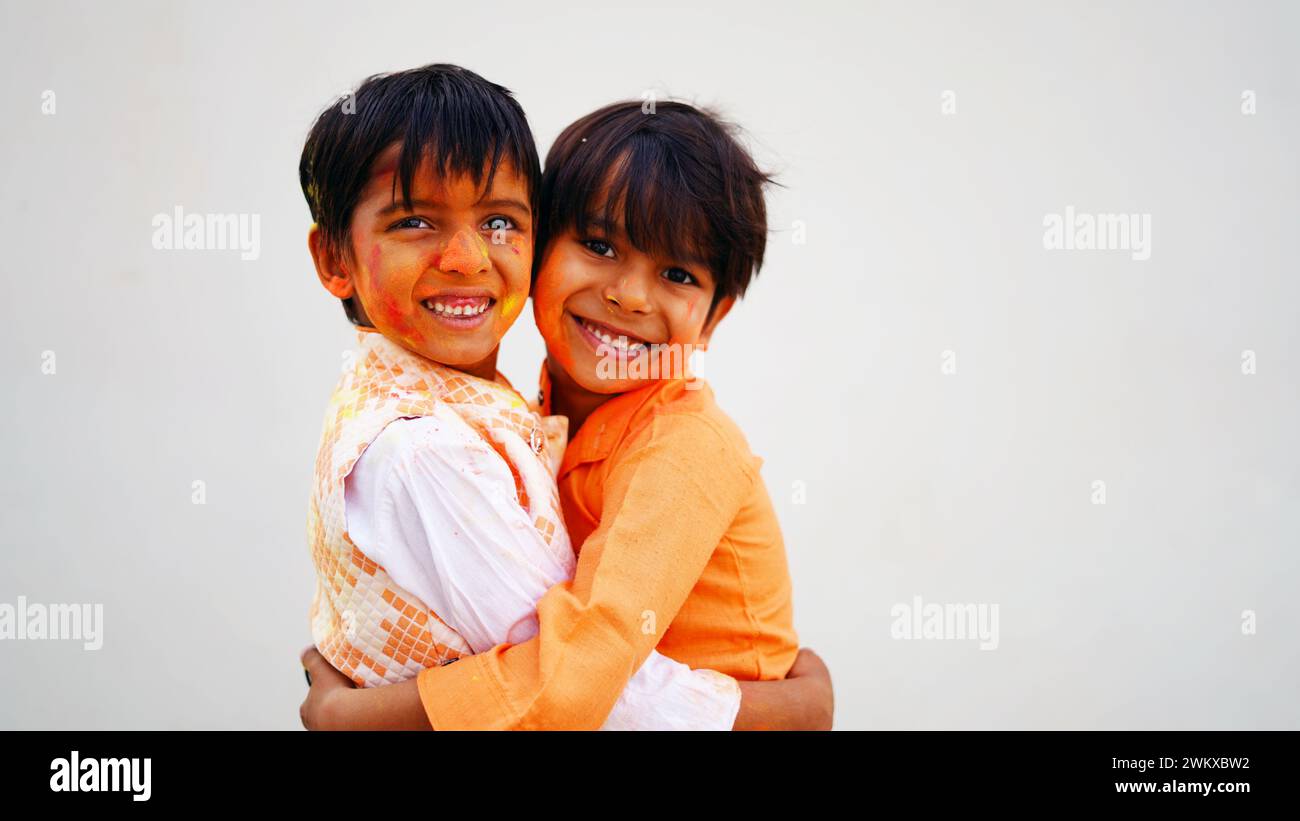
left=413, top=101, right=805, bottom=728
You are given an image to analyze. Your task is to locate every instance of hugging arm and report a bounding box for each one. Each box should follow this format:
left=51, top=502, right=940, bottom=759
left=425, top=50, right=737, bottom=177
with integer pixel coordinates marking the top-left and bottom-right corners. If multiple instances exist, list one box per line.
left=413, top=413, right=833, bottom=730
left=301, top=644, right=832, bottom=730
left=313, top=409, right=739, bottom=729
left=301, top=411, right=833, bottom=730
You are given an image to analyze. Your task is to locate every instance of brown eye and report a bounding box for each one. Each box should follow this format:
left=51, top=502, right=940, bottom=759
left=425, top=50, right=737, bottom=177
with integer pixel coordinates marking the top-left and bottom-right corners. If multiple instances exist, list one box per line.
left=392, top=216, right=432, bottom=230
left=663, top=267, right=697, bottom=285
left=582, top=239, right=615, bottom=258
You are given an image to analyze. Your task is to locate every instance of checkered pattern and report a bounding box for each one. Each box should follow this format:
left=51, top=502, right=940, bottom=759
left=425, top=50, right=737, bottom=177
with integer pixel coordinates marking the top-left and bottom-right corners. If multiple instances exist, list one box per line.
left=308, top=331, right=567, bottom=687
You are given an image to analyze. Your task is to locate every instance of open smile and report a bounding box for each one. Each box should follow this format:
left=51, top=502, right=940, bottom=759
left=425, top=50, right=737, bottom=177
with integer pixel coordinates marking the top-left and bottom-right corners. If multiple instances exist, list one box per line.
left=422, top=294, right=496, bottom=329
left=569, top=312, right=651, bottom=358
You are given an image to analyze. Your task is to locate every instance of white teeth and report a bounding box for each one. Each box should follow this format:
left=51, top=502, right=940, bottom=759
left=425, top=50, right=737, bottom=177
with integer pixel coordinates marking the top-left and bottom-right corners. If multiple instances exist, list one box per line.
left=424, top=299, right=490, bottom=316
left=582, top=318, right=646, bottom=352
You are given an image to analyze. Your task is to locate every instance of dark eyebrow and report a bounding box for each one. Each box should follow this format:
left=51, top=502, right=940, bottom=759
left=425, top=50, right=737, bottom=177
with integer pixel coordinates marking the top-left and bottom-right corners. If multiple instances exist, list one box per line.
left=377, top=198, right=440, bottom=216
left=376, top=197, right=531, bottom=218
left=582, top=216, right=623, bottom=236
left=478, top=197, right=531, bottom=215
left=582, top=216, right=710, bottom=270
left=672, top=254, right=712, bottom=273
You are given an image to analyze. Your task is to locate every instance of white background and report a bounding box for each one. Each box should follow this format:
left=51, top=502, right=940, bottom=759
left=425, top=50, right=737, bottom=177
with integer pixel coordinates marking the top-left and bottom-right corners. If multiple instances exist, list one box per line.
left=1, top=0, right=1296, bottom=729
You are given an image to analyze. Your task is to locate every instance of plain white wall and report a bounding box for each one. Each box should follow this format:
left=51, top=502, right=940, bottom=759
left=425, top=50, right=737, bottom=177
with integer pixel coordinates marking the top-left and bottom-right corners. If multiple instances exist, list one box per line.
left=1, top=0, right=1296, bottom=729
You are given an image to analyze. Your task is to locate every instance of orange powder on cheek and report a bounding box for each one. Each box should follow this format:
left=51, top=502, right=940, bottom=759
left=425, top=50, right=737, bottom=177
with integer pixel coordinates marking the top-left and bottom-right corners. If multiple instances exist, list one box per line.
left=490, top=235, right=532, bottom=335
left=365, top=247, right=404, bottom=332
left=531, top=259, right=577, bottom=371
left=365, top=242, right=424, bottom=345
left=544, top=323, right=576, bottom=373
left=378, top=292, right=406, bottom=329
left=553, top=342, right=576, bottom=373
left=365, top=243, right=387, bottom=302
left=535, top=306, right=575, bottom=372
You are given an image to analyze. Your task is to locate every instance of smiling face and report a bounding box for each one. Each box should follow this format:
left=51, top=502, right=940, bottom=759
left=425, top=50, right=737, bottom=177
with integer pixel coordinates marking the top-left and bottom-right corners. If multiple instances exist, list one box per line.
left=311, top=143, right=533, bottom=378
left=532, top=216, right=732, bottom=395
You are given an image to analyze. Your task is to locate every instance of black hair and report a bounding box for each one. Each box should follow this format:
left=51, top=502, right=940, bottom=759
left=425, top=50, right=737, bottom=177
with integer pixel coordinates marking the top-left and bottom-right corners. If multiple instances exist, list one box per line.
left=535, top=100, right=773, bottom=317
left=300, top=63, right=540, bottom=323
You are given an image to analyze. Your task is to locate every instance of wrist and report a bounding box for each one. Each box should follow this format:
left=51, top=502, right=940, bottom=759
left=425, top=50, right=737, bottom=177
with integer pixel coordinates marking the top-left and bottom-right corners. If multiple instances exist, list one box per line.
left=803, top=676, right=833, bottom=731
left=322, top=685, right=358, bottom=730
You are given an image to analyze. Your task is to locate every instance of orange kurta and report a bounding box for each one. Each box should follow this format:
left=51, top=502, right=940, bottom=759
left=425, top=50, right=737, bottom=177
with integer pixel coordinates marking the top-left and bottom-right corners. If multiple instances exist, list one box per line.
left=416, top=371, right=798, bottom=730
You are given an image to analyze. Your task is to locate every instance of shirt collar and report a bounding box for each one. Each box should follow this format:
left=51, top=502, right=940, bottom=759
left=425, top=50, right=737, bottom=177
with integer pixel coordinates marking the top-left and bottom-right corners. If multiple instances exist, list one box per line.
left=356, top=327, right=525, bottom=407
left=548, top=364, right=689, bottom=479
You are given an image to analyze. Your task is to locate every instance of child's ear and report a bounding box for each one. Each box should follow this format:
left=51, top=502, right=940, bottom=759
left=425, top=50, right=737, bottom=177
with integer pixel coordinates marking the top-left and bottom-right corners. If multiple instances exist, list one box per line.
left=696, top=295, right=735, bottom=350
left=308, top=224, right=355, bottom=300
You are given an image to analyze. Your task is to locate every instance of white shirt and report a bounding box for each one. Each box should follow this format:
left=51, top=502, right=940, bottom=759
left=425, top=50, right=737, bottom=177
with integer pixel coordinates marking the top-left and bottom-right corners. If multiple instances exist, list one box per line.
left=343, top=408, right=741, bottom=730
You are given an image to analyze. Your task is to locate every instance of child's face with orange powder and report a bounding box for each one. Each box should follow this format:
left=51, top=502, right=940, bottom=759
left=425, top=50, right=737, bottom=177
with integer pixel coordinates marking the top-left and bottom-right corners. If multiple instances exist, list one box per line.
left=311, top=143, right=532, bottom=378
left=532, top=216, right=732, bottom=394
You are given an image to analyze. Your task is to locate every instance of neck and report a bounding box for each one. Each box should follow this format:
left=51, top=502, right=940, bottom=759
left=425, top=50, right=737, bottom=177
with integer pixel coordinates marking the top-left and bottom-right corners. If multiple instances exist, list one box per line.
left=459, top=349, right=499, bottom=381
left=358, top=314, right=499, bottom=382
left=546, top=356, right=612, bottom=436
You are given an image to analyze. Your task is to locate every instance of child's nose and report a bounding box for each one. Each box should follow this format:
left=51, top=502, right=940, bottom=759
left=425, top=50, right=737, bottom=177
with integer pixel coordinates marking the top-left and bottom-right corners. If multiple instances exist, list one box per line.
left=440, top=226, right=490, bottom=275
left=603, top=271, right=652, bottom=313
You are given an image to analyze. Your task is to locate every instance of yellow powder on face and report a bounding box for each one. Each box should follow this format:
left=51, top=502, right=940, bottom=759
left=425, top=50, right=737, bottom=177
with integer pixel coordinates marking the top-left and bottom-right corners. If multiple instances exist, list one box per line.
left=493, top=292, right=525, bottom=340
left=499, top=293, right=520, bottom=320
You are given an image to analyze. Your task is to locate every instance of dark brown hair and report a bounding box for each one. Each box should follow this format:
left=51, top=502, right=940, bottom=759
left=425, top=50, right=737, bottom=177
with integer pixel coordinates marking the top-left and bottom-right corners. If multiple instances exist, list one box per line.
left=535, top=100, right=772, bottom=317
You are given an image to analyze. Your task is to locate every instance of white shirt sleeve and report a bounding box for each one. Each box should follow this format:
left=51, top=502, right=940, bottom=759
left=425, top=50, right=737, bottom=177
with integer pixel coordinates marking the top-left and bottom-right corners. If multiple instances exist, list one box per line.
left=344, top=408, right=741, bottom=730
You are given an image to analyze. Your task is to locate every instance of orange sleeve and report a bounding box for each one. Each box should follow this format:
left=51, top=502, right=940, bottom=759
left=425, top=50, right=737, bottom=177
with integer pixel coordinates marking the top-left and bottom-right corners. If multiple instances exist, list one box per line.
left=416, top=411, right=754, bottom=730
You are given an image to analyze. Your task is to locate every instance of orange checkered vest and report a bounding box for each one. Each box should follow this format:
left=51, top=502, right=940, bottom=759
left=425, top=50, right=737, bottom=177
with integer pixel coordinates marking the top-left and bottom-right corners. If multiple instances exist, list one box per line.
left=308, top=330, right=568, bottom=686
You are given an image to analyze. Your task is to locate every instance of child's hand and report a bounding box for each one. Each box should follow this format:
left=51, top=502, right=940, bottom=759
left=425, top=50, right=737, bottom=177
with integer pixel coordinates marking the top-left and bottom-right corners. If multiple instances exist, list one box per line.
left=299, top=646, right=435, bottom=730
left=786, top=647, right=834, bottom=730
left=733, top=646, right=835, bottom=731
left=299, top=647, right=357, bottom=730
